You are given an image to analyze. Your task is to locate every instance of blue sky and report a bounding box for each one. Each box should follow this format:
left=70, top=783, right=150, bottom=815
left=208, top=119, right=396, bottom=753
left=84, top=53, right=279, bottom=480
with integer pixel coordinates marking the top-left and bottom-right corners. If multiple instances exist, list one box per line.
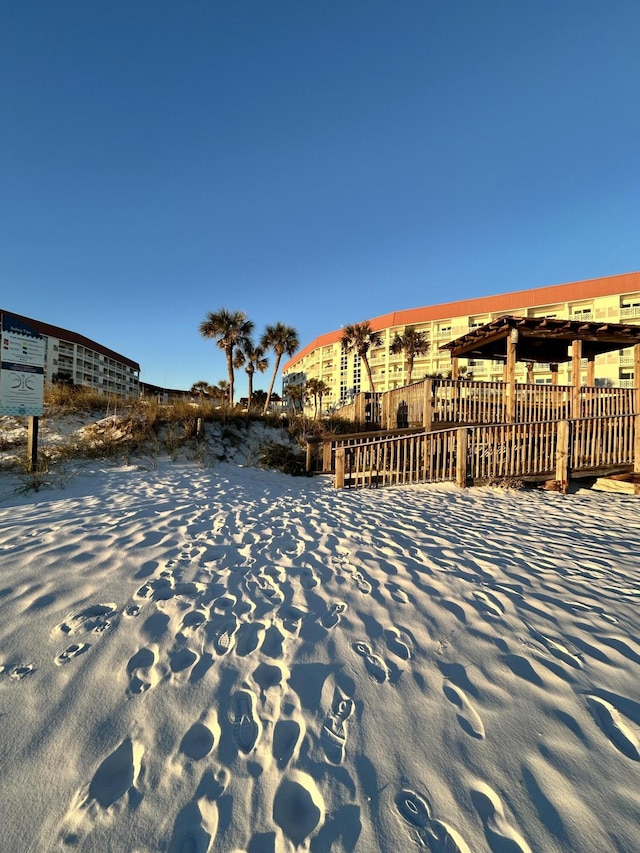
left=2, top=1, right=639, bottom=397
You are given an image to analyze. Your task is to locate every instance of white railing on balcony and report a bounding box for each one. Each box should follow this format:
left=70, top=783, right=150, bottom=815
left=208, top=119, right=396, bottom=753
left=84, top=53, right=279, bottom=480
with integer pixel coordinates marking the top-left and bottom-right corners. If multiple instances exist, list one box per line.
left=571, top=312, right=594, bottom=321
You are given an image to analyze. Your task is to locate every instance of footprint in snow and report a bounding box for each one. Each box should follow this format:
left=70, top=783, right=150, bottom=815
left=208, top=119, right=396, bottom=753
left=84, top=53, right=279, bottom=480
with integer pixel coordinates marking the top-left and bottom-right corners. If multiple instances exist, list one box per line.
left=353, top=642, right=389, bottom=683
left=321, top=601, right=347, bottom=630
left=55, top=643, right=90, bottom=666
left=230, top=689, right=261, bottom=754
left=443, top=681, right=485, bottom=739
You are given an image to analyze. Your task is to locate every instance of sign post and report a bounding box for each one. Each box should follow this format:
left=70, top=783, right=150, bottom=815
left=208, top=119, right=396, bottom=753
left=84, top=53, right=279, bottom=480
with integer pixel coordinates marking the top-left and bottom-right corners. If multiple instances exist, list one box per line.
left=0, top=312, right=45, bottom=471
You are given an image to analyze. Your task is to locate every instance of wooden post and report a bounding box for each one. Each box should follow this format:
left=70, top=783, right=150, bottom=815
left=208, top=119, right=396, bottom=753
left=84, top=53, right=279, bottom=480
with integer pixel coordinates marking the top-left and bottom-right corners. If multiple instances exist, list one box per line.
left=586, top=353, right=595, bottom=387
left=335, top=448, right=345, bottom=488
left=451, top=357, right=459, bottom=381
left=27, top=416, right=39, bottom=473
left=635, top=414, right=640, bottom=475
left=634, top=344, right=640, bottom=416
left=305, top=438, right=319, bottom=474
left=456, top=427, right=468, bottom=488
left=323, top=440, right=333, bottom=473
left=571, top=340, right=582, bottom=418
left=506, top=328, right=517, bottom=422
left=423, top=378, right=433, bottom=431
left=550, top=363, right=559, bottom=385
left=526, top=363, right=534, bottom=384
left=384, top=390, right=393, bottom=430
left=555, top=420, right=570, bottom=493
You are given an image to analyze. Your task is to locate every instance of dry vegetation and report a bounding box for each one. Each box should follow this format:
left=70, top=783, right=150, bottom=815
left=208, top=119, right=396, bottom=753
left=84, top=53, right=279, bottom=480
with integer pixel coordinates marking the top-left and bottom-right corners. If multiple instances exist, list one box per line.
left=0, top=388, right=317, bottom=491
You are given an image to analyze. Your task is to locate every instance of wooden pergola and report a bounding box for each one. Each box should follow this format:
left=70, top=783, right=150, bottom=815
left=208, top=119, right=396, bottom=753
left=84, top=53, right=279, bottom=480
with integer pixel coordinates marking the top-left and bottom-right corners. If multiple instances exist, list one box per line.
left=440, top=315, right=640, bottom=421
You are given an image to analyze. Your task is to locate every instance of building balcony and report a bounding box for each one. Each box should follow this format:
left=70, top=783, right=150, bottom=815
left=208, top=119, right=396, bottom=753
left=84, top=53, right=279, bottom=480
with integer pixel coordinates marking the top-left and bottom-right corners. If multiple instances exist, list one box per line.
left=571, top=312, right=593, bottom=321
left=620, top=306, right=640, bottom=318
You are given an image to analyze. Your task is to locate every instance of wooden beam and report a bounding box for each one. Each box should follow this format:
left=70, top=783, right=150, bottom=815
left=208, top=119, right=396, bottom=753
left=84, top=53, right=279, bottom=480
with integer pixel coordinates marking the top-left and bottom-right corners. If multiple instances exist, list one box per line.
left=555, top=420, right=570, bottom=493
left=571, top=340, right=582, bottom=418
left=445, top=328, right=509, bottom=359
left=335, top=448, right=345, bottom=488
left=586, top=352, right=596, bottom=387
left=423, top=378, right=433, bottom=431
left=451, top=357, right=459, bottom=380
left=456, top=428, right=468, bottom=488
left=323, top=440, right=332, bottom=473
left=635, top=344, right=640, bottom=416
left=506, top=328, right=517, bottom=422
left=27, top=416, right=39, bottom=473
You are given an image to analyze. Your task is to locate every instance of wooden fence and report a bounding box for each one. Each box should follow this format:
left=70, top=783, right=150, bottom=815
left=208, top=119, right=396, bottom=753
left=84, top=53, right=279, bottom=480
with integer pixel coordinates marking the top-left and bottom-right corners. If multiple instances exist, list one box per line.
left=331, top=379, right=636, bottom=430
left=330, top=415, right=640, bottom=490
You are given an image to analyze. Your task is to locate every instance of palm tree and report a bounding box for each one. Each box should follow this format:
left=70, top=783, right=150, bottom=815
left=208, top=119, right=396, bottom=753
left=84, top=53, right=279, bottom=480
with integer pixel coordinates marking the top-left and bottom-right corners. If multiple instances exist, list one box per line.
left=235, top=342, right=268, bottom=410
left=210, top=380, right=229, bottom=404
left=199, top=309, right=254, bottom=406
left=305, top=378, right=330, bottom=419
left=389, top=325, right=431, bottom=385
left=341, top=321, right=383, bottom=393
left=284, top=382, right=306, bottom=414
left=190, top=380, right=212, bottom=399
left=260, top=323, right=300, bottom=415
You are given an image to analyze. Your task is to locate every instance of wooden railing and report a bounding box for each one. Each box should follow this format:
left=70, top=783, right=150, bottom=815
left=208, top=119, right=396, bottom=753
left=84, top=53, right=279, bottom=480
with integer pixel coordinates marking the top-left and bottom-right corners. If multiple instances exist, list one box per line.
left=310, top=426, right=425, bottom=474
left=332, top=415, right=639, bottom=490
left=381, top=381, right=429, bottom=428
left=331, top=379, right=637, bottom=429
left=330, top=392, right=382, bottom=426
left=467, top=421, right=559, bottom=481
left=333, top=428, right=459, bottom=488
left=432, top=379, right=507, bottom=425
left=571, top=415, right=635, bottom=470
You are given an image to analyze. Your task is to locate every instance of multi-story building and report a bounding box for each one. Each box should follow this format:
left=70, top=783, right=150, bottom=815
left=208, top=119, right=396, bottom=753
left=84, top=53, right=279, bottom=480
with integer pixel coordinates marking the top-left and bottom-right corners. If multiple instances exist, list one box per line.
left=282, top=271, right=640, bottom=411
left=1, top=310, right=140, bottom=398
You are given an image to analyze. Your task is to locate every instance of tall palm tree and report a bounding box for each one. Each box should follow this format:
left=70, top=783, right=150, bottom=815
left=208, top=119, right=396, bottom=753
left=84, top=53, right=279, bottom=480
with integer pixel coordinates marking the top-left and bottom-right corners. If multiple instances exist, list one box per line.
left=341, top=321, right=383, bottom=393
left=389, top=325, right=431, bottom=385
left=235, top=342, right=268, bottom=410
left=305, top=378, right=330, bottom=419
left=260, top=323, right=300, bottom=415
left=199, top=309, right=254, bottom=406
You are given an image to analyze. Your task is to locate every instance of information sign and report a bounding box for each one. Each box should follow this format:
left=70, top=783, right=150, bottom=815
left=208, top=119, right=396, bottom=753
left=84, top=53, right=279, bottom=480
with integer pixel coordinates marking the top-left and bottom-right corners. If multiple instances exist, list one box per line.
left=0, top=312, right=45, bottom=416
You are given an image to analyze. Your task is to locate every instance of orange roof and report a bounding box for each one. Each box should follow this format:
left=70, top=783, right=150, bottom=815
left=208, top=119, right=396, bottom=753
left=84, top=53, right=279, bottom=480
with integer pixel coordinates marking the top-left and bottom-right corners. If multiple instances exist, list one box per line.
left=283, top=270, right=640, bottom=371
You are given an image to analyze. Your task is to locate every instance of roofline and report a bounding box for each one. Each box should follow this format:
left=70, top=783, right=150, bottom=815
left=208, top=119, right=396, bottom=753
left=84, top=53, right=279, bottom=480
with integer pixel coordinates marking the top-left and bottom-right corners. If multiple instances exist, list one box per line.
left=1, top=309, right=140, bottom=371
left=282, top=270, right=640, bottom=371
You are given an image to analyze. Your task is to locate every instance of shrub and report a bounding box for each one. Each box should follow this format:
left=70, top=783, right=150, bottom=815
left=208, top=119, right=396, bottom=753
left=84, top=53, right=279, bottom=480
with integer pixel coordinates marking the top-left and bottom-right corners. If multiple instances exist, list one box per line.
left=256, top=441, right=308, bottom=476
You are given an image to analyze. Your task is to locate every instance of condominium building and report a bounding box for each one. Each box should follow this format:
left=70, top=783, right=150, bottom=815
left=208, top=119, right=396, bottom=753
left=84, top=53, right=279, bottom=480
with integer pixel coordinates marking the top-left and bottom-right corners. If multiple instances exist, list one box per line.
left=282, top=271, right=640, bottom=411
left=1, top=310, right=140, bottom=398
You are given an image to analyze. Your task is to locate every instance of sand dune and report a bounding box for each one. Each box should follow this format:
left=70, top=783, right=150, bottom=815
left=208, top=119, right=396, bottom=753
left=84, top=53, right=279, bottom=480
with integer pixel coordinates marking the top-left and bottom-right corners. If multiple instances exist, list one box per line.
left=1, top=454, right=640, bottom=852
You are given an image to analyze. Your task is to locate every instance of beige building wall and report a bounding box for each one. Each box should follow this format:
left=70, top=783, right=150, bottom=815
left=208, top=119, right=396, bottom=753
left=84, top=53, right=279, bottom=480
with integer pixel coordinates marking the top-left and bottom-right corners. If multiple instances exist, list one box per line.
left=44, top=334, right=140, bottom=397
